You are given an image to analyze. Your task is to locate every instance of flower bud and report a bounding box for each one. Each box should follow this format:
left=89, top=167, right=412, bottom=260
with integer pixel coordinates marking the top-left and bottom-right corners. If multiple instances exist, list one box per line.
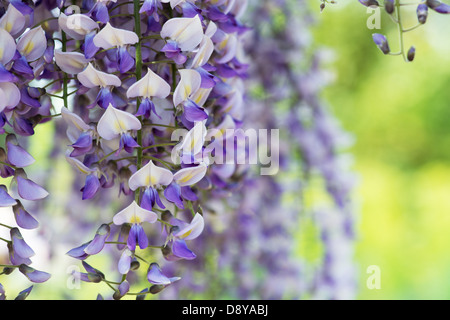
left=359, top=0, right=380, bottom=7
left=130, top=260, right=141, bottom=271
left=372, top=33, right=390, bottom=54
left=407, top=46, right=416, bottom=61
left=417, top=4, right=428, bottom=24
left=385, top=0, right=395, bottom=14
left=150, top=284, right=165, bottom=294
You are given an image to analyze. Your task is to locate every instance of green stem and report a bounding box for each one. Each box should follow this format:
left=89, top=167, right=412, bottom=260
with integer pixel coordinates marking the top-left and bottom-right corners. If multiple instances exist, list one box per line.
left=134, top=0, right=144, bottom=204
left=395, top=0, right=408, bottom=62
left=61, top=28, right=69, bottom=107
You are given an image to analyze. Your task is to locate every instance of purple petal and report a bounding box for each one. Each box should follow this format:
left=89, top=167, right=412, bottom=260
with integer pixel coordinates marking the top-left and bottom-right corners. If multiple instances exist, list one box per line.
left=96, top=87, right=115, bottom=109
left=140, top=0, right=158, bottom=15
left=147, top=263, right=171, bottom=285
left=81, top=174, right=100, bottom=200
left=8, top=242, right=32, bottom=265
left=83, top=31, right=99, bottom=59
left=172, top=238, right=196, bottom=260
left=20, top=87, right=41, bottom=108
left=66, top=242, right=90, bottom=260
left=117, top=46, right=135, bottom=74
left=0, top=64, right=19, bottom=83
left=84, top=224, right=110, bottom=255
left=136, top=224, right=149, bottom=250
left=196, top=67, right=217, bottom=89
left=136, top=98, right=161, bottom=119
left=19, top=264, right=51, bottom=283
left=17, top=176, right=49, bottom=201
left=182, top=2, right=203, bottom=18
left=207, top=5, right=229, bottom=22
left=0, top=187, right=17, bottom=207
left=10, top=228, right=35, bottom=259
left=183, top=99, right=208, bottom=122
left=93, top=2, right=109, bottom=23
left=13, top=117, right=34, bottom=136
left=118, top=281, right=130, bottom=296
left=13, top=203, right=39, bottom=229
left=7, top=142, right=35, bottom=168
left=119, top=133, right=140, bottom=154
left=181, top=186, right=198, bottom=201
left=127, top=224, right=138, bottom=251
left=164, top=182, right=184, bottom=209
left=12, top=56, right=34, bottom=77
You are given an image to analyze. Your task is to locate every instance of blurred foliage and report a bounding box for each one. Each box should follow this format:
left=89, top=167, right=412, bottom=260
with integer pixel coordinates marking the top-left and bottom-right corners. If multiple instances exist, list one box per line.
left=311, top=0, right=450, bottom=299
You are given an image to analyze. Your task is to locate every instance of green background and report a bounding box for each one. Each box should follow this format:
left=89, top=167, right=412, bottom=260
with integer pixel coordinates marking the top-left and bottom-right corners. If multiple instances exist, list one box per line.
left=312, top=1, right=450, bottom=299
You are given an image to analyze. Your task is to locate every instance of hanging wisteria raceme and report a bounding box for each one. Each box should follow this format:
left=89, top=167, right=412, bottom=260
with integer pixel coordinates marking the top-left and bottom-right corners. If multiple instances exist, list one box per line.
left=247, top=0, right=358, bottom=299
left=0, top=0, right=55, bottom=300
left=155, top=0, right=358, bottom=300
left=0, top=0, right=250, bottom=300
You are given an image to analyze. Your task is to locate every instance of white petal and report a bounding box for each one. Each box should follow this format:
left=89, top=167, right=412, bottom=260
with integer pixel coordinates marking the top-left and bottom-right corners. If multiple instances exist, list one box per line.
left=174, top=121, right=207, bottom=157
left=128, top=160, right=173, bottom=191
left=93, top=23, right=139, bottom=49
left=0, top=28, right=17, bottom=65
left=174, top=213, right=204, bottom=240
left=54, top=50, right=89, bottom=74
left=190, top=87, right=212, bottom=108
left=126, top=68, right=171, bottom=99
left=97, top=105, right=142, bottom=140
left=161, top=15, right=204, bottom=52
left=61, top=106, right=91, bottom=132
left=160, top=0, right=187, bottom=9
left=65, top=151, right=96, bottom=175
left=215, top=32, right=238, bottom=64
left=59, top=13, right=99, bottom=40
left=173, top=69, right=201, bottom=106
left=113, top=200, right=158, bottom=225
left=0, top=83, right=20, bottom=113
left=205, top=21, right=217, bottom=38
left=77, top=63, right=122, bottom=88
left=189, top=35, right=214, bottom=69
left=16, top=26, right=47, bottom=62
left=173, top=163, right=207, bottom=187
left=0, top=4, right=26, bottom=37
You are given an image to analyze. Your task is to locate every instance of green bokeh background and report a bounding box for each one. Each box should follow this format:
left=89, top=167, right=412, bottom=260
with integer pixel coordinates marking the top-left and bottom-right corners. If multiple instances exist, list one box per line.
left=312, top=1, right=450, bottom=299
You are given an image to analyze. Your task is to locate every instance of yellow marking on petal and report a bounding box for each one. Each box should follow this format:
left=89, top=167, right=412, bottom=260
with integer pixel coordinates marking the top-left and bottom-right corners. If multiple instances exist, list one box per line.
left=5, top=22, right=12, bottom=33
left=69, top=59, right=86, bottom=69
left=114, top=120, right=127, bottom=133
left=179, top=229, right=192, bottom=239
left=194, top=92, right=204, bottom=105
left=130, top=215, right=141, bottom=224
left=218, top=38, right=228, bottom=51
left=179, top=173, right=194, bottom=184
left=22, top=41, right=35, bottom=56
left=0, top=48, right=3, bottom=60
left=145, top=175, right=157, bottom=186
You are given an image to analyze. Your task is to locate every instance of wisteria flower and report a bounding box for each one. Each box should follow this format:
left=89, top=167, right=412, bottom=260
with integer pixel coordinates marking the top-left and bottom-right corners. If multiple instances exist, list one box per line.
left=97, top=104, right=142, bottom=154
left=77, top=63, right=122, bottom=109
left=112, top=200, right=158, bottom=250
left=128, top=160, right=173, bottom=209
left=173, top=69, right=209, bottom=128
left=126, top=67, right=171, bottom=119
left=161, top=15, right=204, bottom=64
left=164, top=163, right=207, bottom=209
left=93, top=23, right=139, bottom=73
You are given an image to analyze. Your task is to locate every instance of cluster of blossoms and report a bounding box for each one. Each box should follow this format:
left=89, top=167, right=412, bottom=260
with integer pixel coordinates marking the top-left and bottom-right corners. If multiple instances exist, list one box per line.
left=156, top=0, right=358, bottom=300
left=358, top=0, right=450, bottom=61
left=0, top=0, right=249, bottom=299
